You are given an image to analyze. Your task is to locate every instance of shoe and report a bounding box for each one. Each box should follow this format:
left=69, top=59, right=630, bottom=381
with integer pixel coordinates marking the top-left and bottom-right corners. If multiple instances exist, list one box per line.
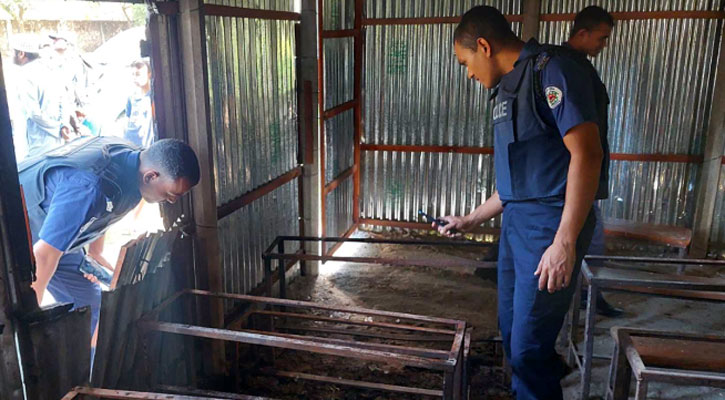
left=579, top=291, right=624, bottom=318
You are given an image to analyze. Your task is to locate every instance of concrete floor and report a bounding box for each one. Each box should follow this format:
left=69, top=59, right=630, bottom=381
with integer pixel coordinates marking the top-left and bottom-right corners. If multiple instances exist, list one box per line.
left=284, top=229, right=725, bottom=400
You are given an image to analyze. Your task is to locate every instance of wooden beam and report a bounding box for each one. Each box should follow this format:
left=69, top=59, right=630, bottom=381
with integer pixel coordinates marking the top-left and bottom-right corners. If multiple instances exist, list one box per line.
left=178, top=0, right=225, bottom=373
left=318, top=0, right=327, bottom=239
left=353, top=0, right=363, bottom=225
left=361, top=143, right=494, bottom=154
left=323, top=99, right=356, bottom=120
left=539, top=10, right=725, bottom=22
left=326, top=223, right=359, bottom=256
left=362, top=14, right=523, bottom=26
left=321, top=29, right=356, bottom=38
left=359, top=218, right=501, bottom=236
left=203, top=5, right=301, bottom=21
left=609, top=153, right=703, bottom=163
left=217, top=167, right=303, bottom=219
left=690, top=29, right=725, bottom=257
left=323, top=165, right=357, bottom=196
left=521, top=0, right=542, bottom=41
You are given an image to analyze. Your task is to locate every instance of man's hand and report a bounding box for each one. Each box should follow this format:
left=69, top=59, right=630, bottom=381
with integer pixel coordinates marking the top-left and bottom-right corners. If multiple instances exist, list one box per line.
left=434, top=215, right=476, bottom=237
left=534, top=239, right=576, bottom=293
left=83, top=273, right=100, bottom=284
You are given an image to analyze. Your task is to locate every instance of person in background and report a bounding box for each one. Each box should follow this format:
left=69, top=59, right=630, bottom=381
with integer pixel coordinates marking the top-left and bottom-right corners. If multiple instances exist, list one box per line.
left=566, top=5, right=623, bottom=317
left=23, top=35, right=75, bottom=156
left=5, top=35, right=41, bottom=162
left=123, top=58, right=155, bottom=148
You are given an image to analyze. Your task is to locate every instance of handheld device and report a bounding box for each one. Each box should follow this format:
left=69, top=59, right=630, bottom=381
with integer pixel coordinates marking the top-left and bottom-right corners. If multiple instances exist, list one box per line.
left=79, top=255, right=113, bottom=286
left=418, top=210, right=458, bottom=234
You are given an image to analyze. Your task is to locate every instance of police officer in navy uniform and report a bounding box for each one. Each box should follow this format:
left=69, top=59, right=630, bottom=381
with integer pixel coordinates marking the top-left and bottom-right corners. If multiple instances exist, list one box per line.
left=436, top=6, right=607, bottom=399
left=566, top=5, right=623, bottom=317
left=19, top=136, right=200, bottom=342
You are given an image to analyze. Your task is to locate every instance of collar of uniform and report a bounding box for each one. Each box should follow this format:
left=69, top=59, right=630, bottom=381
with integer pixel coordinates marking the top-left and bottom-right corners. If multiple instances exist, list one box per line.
left=515, top=38, right=543, bottom=67
left=112, top=150, right=142, bottom=198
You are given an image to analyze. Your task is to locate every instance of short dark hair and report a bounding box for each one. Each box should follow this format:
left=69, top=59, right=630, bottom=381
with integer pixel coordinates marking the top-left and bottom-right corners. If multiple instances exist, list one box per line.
left=145, top=139, right=200, bottom=186
left=570, top=6, right=614, bottom=38
left=454, top=6, right=519, bottom=51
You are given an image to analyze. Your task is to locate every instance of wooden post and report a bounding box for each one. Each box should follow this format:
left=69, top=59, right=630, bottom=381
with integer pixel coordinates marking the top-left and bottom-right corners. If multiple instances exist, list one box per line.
left=301, top=0, right=322, bottom=275
left=177, top=0, right=226, bottom=373
left=521, top=0, right=542, bottom=41
left=690, top=30, right=725, bottom=258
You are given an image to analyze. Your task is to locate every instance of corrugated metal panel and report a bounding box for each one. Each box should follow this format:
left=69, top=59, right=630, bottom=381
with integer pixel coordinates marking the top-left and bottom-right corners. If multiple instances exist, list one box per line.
left=218, top=180, right=299, bottom=298
left=602, top=161, right=698, bottom=226
left=323, top=0, right=354, bottom=30
left=364, top=22, right=521, bottom=147
left=325, top=109, right=355, bottom=183
left=324, top=37, right=355, bottom=109
left=205, top=16, right=298, bottom=206
left=541, top=0, right=722, bottom=13
left=539, top=18, right=722, bottom=155
left=326, top=177, right=354, bottom=250
left=203, top=0, right=296, bottom=11
left=366, top=0, right=522, bottom=18
left=710, top=164, right=725, bottom=251
left=361, top=151, right=500, bottom=227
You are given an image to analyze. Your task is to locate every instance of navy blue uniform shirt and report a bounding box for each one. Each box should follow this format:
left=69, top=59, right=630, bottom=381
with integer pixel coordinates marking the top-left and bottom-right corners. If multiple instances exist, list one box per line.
left=36, top=151, right=141, bottom=251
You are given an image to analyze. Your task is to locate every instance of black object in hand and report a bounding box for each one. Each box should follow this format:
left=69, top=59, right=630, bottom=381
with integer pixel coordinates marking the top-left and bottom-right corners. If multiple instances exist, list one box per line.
left=418, top=210, right=458, bottom=234
left=80, top=256, right=113, bottom=286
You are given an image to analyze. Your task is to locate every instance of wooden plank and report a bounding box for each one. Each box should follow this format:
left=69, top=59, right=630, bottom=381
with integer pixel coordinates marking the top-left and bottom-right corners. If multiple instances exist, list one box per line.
left=203, top=5, right=301, bottom=21
left=521, top=0, right=542, bottom=41
left=361, top=143, right=495, bottom=155
left=217, top=167, right=302, bottom=219
left=610, top=153, right=703, bottom=163
left=631, top=336, right=725, bottom=373
left=321, top=29, right=355, bottom=38
left=362, top=14, right=524, bottom=25
left=322, top=99, right=356, bottom=120
left=326, top=223, right=358, bottom=255
left=691, top=28, right=725, bottom=257
left=353, top=0, right=363, bottom=225
left=361, top=144, right=702, bottom=162
left=269, top=369, right=444, bottom=397
left=323, top=165, right=357, bottom=195
left=318, top=0, right=326, bottom=239
left=540, top=10, right=725, bottom=21
left=359, top=218, right=501, bottom=236
left=178, top=0, right=226, bottom=373
left=603, top=218, right=692, bottom=248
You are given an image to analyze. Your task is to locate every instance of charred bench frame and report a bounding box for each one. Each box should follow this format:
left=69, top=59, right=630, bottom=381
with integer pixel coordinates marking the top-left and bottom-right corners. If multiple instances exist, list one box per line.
left=568, top=256, right=725, bottom=399
left=261, top=236, right=496, bottom=299
left=138, top=289, right=471, bottom=399
left=607, top=327, right=725, bottom=400
left=62, top=385, right=275, bottom=399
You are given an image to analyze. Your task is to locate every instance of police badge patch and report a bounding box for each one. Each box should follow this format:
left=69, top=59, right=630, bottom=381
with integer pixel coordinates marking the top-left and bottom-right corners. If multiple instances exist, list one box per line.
left=545, top=86, right=563, bottom=109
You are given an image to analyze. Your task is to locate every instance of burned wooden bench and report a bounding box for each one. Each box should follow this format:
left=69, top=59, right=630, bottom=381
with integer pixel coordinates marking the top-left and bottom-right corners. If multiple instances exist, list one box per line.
left=138, top=289, right=471, bottom=399
left=567, top=257, right=725, bottom=399
left=607, top=327, right=725, bottom=400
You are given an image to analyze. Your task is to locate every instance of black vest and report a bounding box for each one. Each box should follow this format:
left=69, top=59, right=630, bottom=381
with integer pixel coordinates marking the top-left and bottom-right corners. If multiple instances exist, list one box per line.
left=18, top=136, right=141, bottom=252
left=491, top=41, right=610, bottom=201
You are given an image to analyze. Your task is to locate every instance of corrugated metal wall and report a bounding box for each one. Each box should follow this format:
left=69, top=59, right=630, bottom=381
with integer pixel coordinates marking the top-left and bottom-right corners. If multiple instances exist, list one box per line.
left=361, top=6, right=522, bottom=224
left=541, top=0, right=722, bottom=13
left=203, top=0, right=296, bottom=11
left=366, top=0, right=521, bottom=18
left=539, top=13, right=722, bottom=226
left=218, top=182, right=299, bottom=295
left=322, top=0, right=358, bottom=242
left=205, top=14, right=299, bottom=299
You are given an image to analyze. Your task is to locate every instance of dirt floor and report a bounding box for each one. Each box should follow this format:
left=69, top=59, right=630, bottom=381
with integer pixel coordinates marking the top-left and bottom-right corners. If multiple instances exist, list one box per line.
left=237, top=229, right=724, bottom=400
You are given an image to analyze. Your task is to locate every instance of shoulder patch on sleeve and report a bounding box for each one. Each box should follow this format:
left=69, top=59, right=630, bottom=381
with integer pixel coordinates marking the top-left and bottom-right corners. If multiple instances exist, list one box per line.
left=545, top=86, right=563, bottom=109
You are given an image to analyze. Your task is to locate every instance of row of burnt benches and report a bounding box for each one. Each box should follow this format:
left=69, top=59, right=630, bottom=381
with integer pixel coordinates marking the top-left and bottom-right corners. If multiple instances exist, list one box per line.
left=566, top=216, right=725, bottom=400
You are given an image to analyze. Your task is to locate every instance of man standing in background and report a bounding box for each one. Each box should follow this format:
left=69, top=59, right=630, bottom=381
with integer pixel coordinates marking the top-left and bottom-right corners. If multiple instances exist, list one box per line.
left=566, top=5, right=622, bottom=317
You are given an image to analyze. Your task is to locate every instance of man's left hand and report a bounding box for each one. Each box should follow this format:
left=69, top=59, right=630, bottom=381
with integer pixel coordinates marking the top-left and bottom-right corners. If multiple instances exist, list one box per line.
left=83, top=273, right=100, bottom=284
left=534, top=240, right=576, bottom=293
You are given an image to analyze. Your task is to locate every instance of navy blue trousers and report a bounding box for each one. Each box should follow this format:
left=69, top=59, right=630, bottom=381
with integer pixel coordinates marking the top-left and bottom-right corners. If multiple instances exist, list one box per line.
left=498, top=201, right=595, bottom=400
left=46, top=250, right=101, bottom=336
